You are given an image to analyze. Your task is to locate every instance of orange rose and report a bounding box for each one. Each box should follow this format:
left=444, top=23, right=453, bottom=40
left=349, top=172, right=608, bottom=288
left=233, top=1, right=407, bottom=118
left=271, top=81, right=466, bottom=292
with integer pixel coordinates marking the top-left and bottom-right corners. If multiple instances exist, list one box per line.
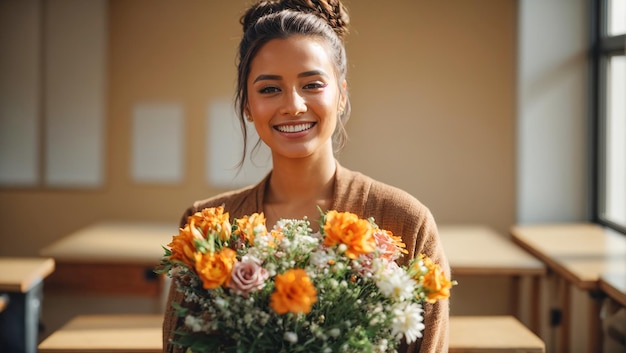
left=234, top=213, right=267, bottom=245
left=194, top=248, right=237, bottom=289
left=415, top=255, right=453, bottom=303
left=188, top=206, right=232, bottom=242
left=167, top=227, right=202, bottom=268
left=323, top=210, right=376, bottom=259
left=270, top=269, right=317, bottom=314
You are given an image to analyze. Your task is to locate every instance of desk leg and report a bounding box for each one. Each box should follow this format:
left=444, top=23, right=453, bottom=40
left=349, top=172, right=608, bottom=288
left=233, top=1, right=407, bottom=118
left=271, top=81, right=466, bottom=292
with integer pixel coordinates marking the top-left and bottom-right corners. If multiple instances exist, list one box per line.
left=530, top=275, right=542, bottom=335
left=558, top=277, right=571, bottom=353
left=589, top=290, right=605, bottom=353
left=510, top=275, right=521, bottom=318
left=0, top=281, right=43, bottom=353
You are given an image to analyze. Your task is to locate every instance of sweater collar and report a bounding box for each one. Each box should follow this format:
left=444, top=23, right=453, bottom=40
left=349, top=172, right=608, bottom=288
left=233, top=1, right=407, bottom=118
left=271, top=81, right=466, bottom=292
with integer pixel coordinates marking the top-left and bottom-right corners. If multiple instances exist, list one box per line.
left=252, top=160, right=362, bottom=215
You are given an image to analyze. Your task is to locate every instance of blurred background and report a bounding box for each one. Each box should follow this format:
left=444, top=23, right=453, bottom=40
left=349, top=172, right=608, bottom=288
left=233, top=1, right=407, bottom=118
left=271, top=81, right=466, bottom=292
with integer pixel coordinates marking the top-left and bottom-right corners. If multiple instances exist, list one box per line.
left=0, top=0, right=596, bottom=350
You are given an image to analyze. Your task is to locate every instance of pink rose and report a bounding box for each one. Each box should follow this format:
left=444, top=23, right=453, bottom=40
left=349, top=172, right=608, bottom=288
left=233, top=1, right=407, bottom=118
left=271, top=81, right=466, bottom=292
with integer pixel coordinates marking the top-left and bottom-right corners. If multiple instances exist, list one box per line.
left=374, top=229, right=399, bottom=261
left=227, top=259, right=269, bottom=296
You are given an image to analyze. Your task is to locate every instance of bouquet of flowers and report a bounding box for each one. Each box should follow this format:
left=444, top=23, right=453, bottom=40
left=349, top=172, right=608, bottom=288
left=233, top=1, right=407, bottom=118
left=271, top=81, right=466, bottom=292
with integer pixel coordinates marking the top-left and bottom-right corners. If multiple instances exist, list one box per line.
left=157, top=206, right=454, bottom=353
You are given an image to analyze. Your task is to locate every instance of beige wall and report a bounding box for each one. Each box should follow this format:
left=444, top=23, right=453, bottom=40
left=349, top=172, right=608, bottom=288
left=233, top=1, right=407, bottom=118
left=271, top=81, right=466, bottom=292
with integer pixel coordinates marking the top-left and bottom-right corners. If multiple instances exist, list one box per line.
left=342, top=1, right=516, bottom=232
left=0, top=0, right=516, bottom=257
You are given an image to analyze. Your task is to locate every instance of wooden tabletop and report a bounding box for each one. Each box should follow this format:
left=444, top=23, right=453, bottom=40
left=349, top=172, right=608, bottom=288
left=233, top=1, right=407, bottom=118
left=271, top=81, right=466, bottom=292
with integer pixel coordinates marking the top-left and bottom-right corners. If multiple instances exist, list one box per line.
left=0, top=257, right=55, bottom=292
left=449, top=316, right=545, bottom=352
left=600, top=272, right=626, bottom=307
left=40, top=314, right=545, bottom=353
left=39, top=221, right=178, bottom=264
left=439, top=225, right=545, bottom=276
left=510, top=223, right=626, bottom=290
left=38, top=314, right=163, bottom=353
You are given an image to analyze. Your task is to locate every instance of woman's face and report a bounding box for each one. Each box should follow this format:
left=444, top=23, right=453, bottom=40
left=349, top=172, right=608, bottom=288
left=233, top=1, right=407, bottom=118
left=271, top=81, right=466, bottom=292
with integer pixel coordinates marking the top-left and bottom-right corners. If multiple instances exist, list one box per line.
left=246, top=35, right=346, bottom=162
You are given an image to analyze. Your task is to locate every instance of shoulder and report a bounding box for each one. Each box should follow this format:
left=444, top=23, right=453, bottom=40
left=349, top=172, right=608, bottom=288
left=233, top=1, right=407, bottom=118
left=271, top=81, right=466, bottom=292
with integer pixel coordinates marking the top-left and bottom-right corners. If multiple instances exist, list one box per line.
left=336, top=165, right=448, bottom=271
left=336, top=164, right=440, bottom=260
left=367, top=175, right=434, bottom=235
left=337, top=164, right=429, bottom=218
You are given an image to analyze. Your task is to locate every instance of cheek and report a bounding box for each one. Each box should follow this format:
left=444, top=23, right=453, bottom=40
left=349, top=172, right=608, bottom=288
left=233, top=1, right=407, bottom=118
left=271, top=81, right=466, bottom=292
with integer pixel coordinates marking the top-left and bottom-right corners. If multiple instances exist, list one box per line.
left=248, top=97, right=274, bottom=121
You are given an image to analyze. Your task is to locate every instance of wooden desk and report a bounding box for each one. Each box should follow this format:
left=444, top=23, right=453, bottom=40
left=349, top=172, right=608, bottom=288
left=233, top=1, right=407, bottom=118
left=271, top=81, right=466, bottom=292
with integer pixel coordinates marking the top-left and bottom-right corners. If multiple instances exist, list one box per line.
left=0, top=257, right=55, bottom=353
left=40, top=314, right=546, bottom=353
left=439, top=225, right=546, bottom=332
left=449, top=316, right=545, bottom=353
left=510, top=223, right=626, bottom=353
left=39, top=221, right=176, bottom=301
left=38, top=314, right=162, bottom=353
left=600, top=273, right=626, bottom=307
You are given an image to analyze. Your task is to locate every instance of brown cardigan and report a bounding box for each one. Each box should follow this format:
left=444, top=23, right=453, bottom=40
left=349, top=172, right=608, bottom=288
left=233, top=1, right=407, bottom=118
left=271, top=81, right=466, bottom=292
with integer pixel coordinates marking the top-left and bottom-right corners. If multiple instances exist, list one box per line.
left=163, top=163, right=450, bottom=353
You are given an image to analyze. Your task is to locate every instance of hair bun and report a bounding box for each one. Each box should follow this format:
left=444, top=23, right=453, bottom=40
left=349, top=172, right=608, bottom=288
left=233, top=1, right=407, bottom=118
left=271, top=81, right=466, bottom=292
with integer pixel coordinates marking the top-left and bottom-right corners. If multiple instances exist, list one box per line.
left=241, top=0, right=350, bottom=40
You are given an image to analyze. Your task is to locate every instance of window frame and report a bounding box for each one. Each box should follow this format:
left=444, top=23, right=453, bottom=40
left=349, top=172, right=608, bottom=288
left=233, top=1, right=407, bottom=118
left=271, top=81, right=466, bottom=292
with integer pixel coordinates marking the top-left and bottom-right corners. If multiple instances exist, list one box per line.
left=591, top=0, right=626, bottom=234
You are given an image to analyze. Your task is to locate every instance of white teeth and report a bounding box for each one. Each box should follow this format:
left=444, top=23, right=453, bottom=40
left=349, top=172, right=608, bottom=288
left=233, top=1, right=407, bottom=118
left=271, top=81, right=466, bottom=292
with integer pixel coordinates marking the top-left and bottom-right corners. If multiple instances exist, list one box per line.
left=276, top=123, right=314, bottom=133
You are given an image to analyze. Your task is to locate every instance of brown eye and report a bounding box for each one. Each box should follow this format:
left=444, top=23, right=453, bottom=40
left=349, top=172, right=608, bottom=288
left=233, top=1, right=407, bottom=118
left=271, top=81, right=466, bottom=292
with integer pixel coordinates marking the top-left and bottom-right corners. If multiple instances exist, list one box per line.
left=259, top=86, right=281, bottom=94
left=303, top=82, right=326, bottom=90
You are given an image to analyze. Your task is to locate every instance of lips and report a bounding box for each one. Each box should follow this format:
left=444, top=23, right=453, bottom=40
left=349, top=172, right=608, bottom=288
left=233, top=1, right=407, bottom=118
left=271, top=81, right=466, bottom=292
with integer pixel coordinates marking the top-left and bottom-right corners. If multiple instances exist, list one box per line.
left=274, top=122, right=315, bottom=133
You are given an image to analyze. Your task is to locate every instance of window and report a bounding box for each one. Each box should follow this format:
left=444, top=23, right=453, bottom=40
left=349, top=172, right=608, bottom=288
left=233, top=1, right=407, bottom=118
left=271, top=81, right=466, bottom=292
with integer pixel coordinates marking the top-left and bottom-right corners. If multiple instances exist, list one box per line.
left=593, top=0, right=626, bottom=233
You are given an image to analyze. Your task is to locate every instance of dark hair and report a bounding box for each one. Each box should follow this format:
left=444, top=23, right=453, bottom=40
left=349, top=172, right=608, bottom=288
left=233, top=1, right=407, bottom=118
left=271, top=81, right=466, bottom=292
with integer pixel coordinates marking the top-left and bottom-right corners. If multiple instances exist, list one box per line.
left=235, top=0, right=351, bottom=167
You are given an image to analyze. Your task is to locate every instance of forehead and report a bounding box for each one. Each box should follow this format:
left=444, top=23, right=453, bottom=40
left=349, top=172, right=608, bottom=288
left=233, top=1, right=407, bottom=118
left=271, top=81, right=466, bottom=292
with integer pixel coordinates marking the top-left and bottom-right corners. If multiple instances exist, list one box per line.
left=249, top=35, right=336, bottom=78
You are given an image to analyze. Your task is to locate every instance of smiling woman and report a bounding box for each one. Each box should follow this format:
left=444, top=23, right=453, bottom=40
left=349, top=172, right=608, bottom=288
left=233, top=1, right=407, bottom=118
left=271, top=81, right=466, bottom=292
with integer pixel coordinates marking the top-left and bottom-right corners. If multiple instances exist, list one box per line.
left=162, top=1, right=450, bottom=352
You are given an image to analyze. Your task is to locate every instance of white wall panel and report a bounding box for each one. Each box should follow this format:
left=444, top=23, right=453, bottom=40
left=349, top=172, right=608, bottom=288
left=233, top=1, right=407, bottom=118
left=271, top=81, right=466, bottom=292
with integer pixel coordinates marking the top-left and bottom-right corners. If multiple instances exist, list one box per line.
left=206, top=98, right=272, bottom=188
left=0, top=0, right=40, bottom=185
left=44, top=0, right=107, bottom=187
left=131, top=103, right=184, bottom=184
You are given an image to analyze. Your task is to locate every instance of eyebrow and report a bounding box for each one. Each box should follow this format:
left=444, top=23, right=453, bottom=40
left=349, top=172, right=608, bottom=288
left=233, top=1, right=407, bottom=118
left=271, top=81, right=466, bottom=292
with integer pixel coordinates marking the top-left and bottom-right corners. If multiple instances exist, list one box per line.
left=253, top=70, right=328, bottom=83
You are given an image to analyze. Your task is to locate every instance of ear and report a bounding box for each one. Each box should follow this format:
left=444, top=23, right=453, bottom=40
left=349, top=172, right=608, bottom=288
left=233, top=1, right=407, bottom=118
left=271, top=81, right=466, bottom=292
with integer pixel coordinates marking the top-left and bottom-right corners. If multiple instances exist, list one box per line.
left=244, top=106, right=252, bottom=122
left=339, top=79, right=348, bottom=111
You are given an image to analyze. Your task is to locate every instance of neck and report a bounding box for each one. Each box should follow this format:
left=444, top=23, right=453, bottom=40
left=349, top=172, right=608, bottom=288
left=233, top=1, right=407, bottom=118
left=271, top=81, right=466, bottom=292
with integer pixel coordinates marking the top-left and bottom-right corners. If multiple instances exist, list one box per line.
left=266, top=153, right=336, bottom=204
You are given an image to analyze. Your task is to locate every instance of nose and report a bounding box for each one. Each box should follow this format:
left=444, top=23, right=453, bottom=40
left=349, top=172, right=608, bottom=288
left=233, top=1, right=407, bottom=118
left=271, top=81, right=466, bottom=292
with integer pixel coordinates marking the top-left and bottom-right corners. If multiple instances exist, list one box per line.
left=281, top=88, right=307, bottom=117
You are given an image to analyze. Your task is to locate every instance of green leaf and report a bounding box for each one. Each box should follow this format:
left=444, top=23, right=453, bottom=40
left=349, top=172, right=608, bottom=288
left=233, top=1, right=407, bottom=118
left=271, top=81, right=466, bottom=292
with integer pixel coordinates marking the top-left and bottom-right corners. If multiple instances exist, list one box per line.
left=171, top=301, right=189, bottom=317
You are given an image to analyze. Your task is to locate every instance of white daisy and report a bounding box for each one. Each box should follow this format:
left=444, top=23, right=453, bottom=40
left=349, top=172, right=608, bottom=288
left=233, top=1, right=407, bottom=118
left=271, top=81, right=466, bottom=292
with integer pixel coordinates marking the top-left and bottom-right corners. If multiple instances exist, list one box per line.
left=376, top=266, right=415, bottom=301
left=391, top=302, right=425, bottom=344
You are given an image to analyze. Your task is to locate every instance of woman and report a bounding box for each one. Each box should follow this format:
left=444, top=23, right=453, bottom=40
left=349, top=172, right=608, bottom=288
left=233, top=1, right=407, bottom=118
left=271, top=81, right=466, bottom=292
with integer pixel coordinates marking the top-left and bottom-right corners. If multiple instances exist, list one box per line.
left=163, top=1, right=450, bottom=352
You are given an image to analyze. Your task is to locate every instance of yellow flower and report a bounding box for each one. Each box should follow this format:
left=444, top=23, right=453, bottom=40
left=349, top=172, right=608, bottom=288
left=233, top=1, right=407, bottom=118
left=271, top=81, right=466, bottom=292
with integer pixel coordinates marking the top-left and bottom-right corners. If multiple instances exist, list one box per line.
left=167, top=227, right=202, bottom=268
left=323, top=210, right=376, bottom=259
left=268, top=229, right=284, bottom=248
left=270, top=269, right=317, bottom=314
left=234, top=212, right=267, bottom=245
left=188, top=206, right=232, bottom=242
left=416, top=255, right=453, bottom=303
left=194, top=248, right=237, bottom=289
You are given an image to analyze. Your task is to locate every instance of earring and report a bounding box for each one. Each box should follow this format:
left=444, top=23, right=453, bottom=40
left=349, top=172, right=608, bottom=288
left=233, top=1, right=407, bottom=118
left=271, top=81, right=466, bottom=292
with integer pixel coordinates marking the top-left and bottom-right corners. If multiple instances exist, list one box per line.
left=246, top=114, right=253, bottom=122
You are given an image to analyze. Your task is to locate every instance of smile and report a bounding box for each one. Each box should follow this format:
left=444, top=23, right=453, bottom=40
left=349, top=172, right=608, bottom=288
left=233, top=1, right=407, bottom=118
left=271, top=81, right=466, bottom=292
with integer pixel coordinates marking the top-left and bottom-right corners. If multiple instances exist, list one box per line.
left=275, top=122, right=315, bottom=133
